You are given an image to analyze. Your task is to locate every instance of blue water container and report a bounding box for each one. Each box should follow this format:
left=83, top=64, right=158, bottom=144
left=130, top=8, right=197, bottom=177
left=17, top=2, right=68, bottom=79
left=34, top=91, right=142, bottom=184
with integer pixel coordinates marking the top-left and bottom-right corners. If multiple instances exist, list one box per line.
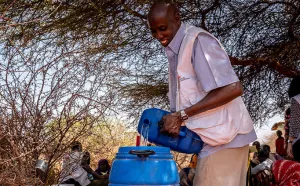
left=109, top=146, right=179, bottom=186
left=138, top=108, right=203, bottom=154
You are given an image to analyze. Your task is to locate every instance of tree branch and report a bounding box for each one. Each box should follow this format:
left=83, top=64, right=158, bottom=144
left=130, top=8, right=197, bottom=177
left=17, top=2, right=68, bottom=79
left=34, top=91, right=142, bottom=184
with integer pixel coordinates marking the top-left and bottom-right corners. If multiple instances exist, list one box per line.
left=229, top=56, right=300, bottom=77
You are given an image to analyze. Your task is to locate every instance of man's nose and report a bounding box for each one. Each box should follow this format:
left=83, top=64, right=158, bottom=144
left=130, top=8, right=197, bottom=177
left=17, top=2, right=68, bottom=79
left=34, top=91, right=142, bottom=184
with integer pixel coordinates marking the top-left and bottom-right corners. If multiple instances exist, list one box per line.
left=156, top=31, right=163, bottom=40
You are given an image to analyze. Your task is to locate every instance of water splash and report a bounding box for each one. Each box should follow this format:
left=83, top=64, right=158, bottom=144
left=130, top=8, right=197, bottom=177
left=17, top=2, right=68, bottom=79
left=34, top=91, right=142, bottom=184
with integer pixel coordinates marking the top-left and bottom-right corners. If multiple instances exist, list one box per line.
left=141, top=124, right=149, bottom=146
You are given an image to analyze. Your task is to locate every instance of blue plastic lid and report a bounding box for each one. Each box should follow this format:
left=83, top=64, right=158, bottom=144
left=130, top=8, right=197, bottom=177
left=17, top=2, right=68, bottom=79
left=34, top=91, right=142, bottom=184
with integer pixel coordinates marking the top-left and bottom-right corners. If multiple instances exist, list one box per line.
left=115, top=146, right=173, bottom=159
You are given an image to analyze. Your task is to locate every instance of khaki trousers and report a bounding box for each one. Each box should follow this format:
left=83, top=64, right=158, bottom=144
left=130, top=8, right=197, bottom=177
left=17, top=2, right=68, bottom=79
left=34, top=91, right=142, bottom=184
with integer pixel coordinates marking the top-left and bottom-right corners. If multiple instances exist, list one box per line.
left=193, top=145, right=249, bottom=186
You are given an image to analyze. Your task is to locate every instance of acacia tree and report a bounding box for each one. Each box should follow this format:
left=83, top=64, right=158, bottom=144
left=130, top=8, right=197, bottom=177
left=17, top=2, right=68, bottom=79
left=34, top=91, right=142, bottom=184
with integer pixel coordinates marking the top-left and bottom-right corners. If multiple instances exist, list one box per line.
left=1, top=0, right=299, bottom=121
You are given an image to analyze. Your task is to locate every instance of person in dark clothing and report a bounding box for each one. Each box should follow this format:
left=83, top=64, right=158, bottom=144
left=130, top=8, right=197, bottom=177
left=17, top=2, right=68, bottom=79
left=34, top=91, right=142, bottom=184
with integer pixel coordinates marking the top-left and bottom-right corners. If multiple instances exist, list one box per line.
left=81, top=153, right=109, bottom=186
left=95, top=159, right=111, bottom=178
left=258, top=145, right=271, bottom=163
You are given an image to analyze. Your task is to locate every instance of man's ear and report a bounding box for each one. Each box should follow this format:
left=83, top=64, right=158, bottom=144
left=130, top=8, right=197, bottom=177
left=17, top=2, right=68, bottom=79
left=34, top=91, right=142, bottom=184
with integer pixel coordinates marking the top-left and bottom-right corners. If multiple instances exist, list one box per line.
left=174, top=12, right=181, bottom=24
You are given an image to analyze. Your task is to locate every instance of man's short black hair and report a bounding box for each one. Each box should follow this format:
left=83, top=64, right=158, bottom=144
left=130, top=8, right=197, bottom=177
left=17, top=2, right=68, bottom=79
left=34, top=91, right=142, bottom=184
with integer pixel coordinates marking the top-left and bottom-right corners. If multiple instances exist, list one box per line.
left=152, top=0, right=178, bottom=9
left=148, top=0, right=179, bottom=17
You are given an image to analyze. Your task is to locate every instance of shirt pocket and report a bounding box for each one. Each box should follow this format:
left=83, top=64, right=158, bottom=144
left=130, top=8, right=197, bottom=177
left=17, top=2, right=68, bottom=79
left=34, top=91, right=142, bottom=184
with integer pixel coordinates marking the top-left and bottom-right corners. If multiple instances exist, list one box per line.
left=188, top=105, right=229, bottom=129
left=179, top=78, right=206, bottom=108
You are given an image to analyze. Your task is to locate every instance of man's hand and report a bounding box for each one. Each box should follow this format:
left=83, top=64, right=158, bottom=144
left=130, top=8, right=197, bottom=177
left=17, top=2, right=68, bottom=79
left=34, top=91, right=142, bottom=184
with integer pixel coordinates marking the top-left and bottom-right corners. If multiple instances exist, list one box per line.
left=160, top=112, right=182, bottom=136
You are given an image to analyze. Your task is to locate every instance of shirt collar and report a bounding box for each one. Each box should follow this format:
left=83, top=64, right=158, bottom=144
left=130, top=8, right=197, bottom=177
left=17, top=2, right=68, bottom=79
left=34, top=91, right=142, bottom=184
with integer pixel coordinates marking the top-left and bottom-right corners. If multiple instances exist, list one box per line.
left=167, top=23, right=186, bottom=54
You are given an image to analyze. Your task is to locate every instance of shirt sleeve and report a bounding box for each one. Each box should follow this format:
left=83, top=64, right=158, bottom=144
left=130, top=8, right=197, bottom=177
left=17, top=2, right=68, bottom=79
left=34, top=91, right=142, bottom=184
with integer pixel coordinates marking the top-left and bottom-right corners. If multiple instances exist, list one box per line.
left=192, top=32, right=239, bottom=92
left=289, top=98, right=300, bottom=138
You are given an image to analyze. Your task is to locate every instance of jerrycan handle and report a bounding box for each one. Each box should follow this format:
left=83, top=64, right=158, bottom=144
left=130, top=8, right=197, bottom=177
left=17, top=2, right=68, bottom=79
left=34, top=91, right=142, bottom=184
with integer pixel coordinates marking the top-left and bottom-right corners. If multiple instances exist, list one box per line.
left=158, top=120, right=186, bottom=137
left=178, top=131, right=187, bottom=137
left=129, top=150, right=155, bottom=158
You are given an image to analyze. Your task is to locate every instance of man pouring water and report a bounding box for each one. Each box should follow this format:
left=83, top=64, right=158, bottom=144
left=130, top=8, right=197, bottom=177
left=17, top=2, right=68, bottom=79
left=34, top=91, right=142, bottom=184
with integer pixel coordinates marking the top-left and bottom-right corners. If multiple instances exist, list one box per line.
left=147, top=1, right=257, bottom=185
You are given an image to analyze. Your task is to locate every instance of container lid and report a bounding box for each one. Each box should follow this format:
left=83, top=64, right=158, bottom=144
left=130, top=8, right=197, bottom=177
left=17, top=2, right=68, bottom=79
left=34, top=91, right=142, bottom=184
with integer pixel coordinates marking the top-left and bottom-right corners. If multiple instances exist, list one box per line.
left=115, top=146, right=173, bottom=159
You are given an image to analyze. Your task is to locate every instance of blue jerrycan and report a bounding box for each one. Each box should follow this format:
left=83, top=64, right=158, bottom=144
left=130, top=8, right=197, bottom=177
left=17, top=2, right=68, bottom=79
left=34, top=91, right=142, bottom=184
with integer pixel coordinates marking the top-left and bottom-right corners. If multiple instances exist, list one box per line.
left=137, top=108, right=203, bottom=154
left=109, top=146, right=180, bottom=186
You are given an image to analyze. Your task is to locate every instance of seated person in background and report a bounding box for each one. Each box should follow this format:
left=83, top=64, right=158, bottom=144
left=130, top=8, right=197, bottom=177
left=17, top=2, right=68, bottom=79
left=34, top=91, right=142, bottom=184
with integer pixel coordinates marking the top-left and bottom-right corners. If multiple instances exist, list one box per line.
left=251, top=141, right=261, bottom=167
left=81, top=153, right=109, bottom=186
left=60, top=141, right=90, bottom=186
left=252, top=145, right=285, bottom=174
left=95, top=159, right=111, bottom=179
left=251, top=149, right=273, bottom=175
left=275, top=130, right=287, bottom=157
left=251, top=146, right=275, bottom=186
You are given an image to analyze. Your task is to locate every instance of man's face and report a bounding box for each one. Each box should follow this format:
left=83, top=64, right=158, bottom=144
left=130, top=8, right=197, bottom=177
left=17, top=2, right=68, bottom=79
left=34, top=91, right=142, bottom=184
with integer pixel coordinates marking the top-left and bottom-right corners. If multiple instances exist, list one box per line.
left=148, top=10, right=180, bottom=47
